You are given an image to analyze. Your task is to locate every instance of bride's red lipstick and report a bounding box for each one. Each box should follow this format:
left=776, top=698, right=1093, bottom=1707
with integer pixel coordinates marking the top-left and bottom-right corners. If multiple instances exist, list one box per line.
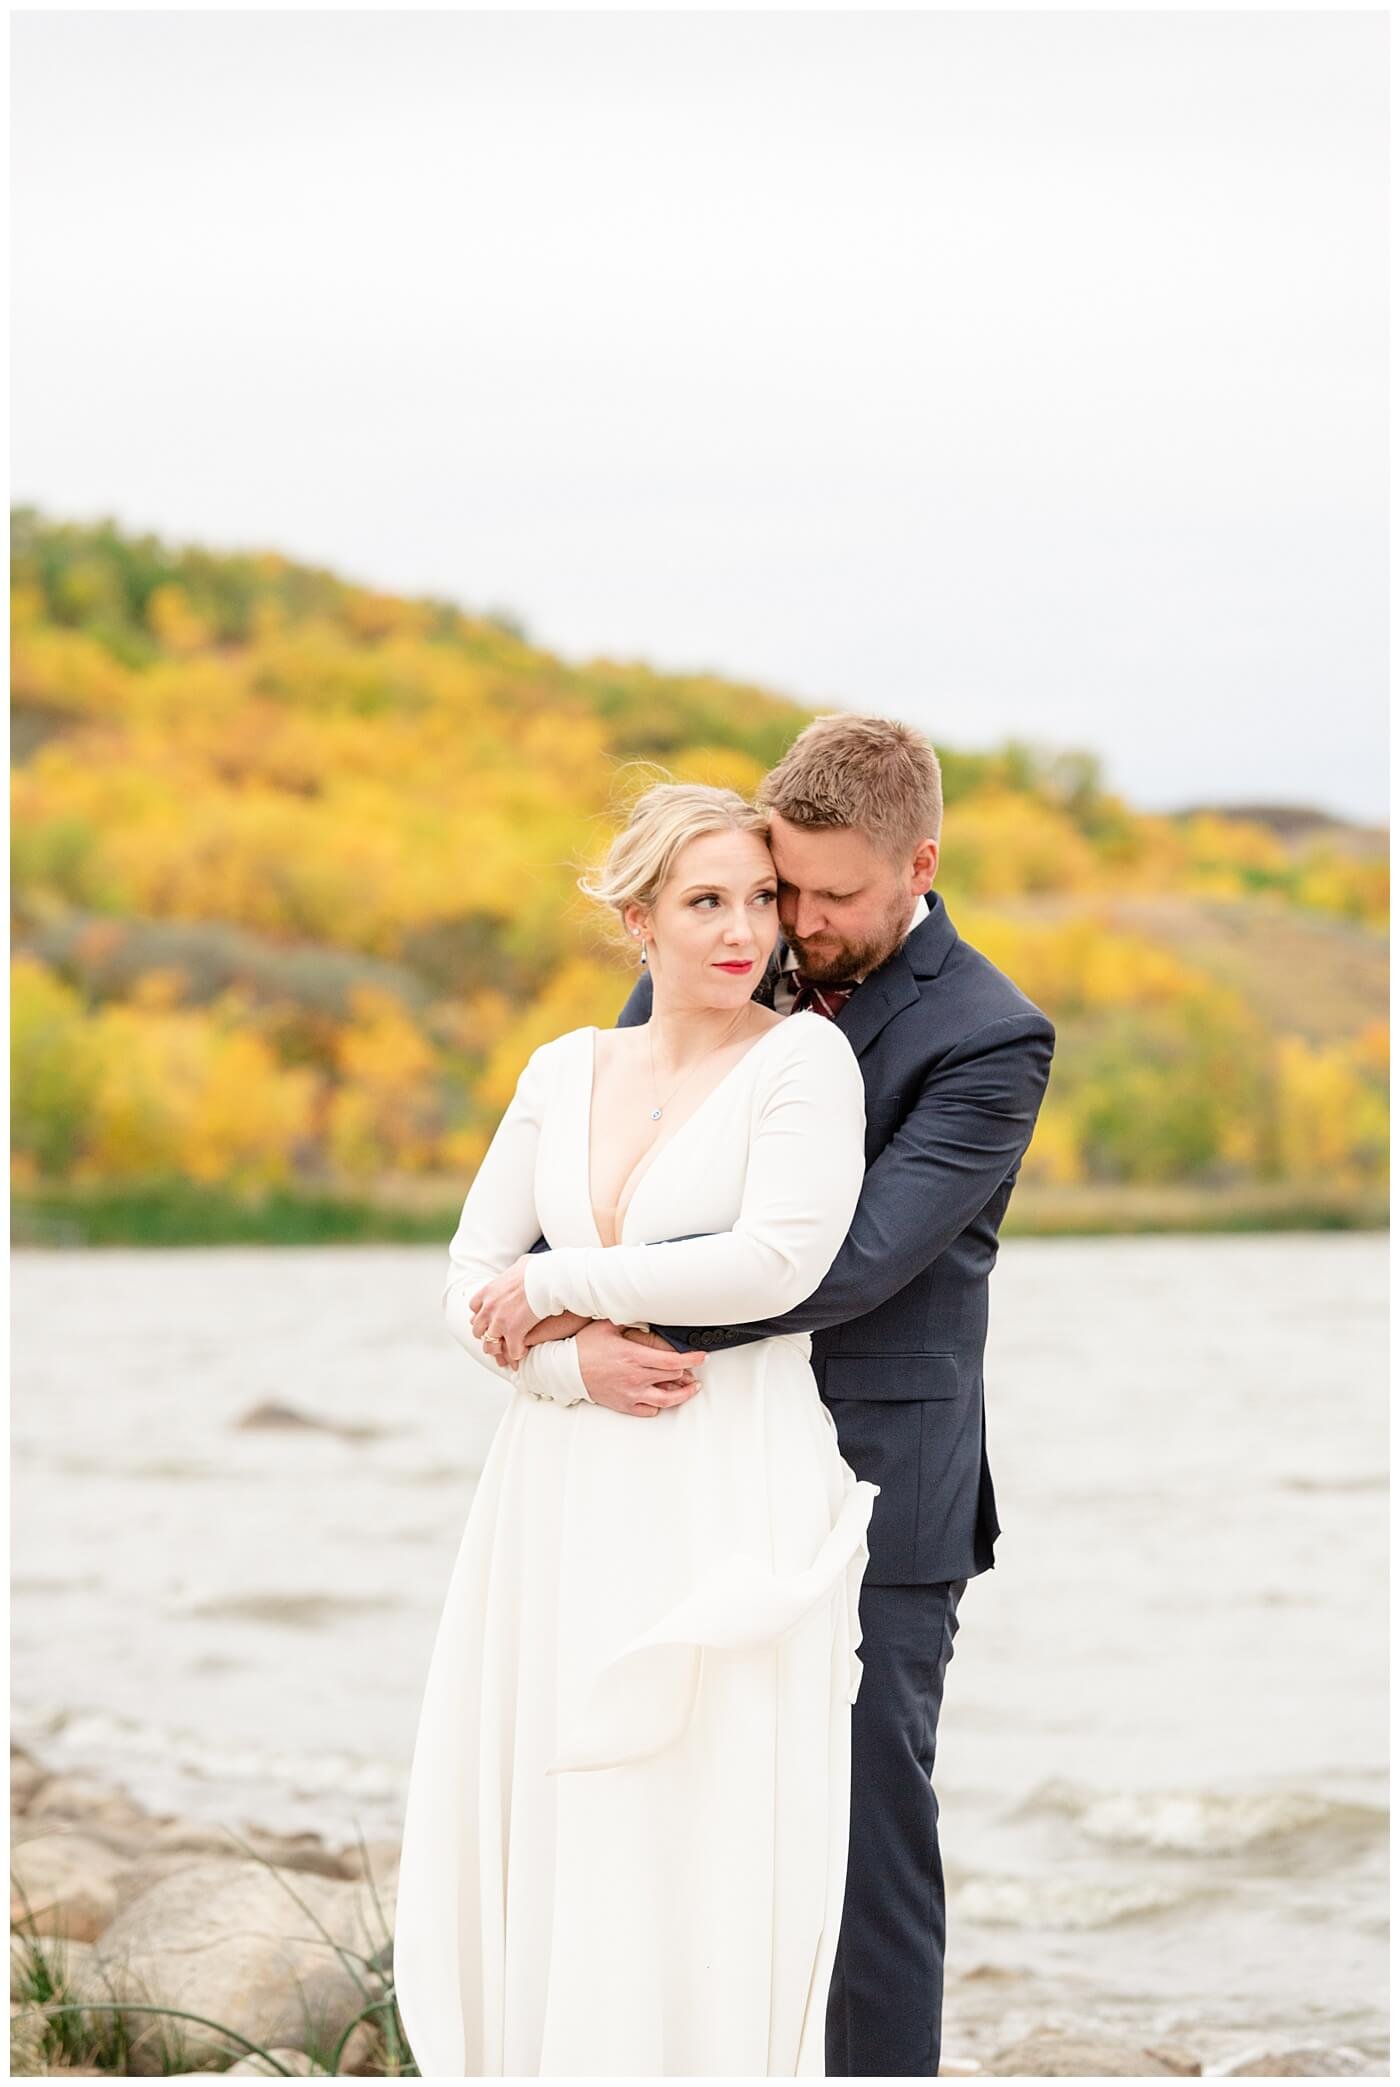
left=714, top=960, right=755, bottom=972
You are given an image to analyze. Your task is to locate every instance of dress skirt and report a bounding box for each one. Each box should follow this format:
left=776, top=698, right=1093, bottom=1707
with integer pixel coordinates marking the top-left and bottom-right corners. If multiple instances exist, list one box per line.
left=392, top=1331, right=876, bottom=2077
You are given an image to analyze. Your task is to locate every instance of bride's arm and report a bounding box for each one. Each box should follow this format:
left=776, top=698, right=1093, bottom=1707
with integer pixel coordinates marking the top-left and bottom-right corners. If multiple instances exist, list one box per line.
left=442, top=1040, right=591, bottom=1406
left=521, top=1019, right=866, bottom=1328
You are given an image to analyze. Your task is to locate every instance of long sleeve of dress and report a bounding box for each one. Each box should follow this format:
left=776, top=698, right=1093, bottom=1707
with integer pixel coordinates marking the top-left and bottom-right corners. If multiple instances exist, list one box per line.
left=521, top=1016, right=867, bottom=1329
left=442, top=1039, right=590, bottom=1407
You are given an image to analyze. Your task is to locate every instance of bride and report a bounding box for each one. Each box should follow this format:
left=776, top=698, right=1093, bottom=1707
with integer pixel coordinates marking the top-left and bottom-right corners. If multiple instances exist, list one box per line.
left=392, top=782, right=877, bottom=2077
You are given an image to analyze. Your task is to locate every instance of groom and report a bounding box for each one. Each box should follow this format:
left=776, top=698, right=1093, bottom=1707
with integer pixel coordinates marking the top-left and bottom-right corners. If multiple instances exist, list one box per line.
left=529, top=714, right=1054, bottom=2076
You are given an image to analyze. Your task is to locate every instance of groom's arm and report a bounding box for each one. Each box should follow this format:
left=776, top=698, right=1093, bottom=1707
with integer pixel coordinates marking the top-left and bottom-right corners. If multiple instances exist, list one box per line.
left=642, top=1011, right=1056, bottom=1353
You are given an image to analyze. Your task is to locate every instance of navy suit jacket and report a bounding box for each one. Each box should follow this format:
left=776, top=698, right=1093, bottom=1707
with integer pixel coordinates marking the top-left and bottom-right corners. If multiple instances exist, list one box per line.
left=537, top=892, right=1054, bottom=1584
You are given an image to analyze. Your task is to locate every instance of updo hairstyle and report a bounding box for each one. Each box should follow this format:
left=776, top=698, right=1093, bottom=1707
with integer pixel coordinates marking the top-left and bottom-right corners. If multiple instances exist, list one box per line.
left=577, top=776, right=772, bottom=959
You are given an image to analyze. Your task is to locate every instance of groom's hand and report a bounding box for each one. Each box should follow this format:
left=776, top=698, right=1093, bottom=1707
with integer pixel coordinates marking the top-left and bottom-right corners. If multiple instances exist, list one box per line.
left=577, top=1321, right=707, bottom=1417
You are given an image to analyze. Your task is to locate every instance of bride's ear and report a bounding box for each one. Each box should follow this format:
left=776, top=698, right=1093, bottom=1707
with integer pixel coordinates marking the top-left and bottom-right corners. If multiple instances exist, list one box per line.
left=622, top=902, right=651, bottom=955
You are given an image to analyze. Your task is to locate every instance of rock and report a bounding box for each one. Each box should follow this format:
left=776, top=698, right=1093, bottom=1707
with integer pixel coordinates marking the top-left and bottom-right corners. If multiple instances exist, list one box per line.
left=237, top=1828, right=356, bottom=1882
left=10, top=1934, right=32, bottom=2002
left=988, top=2027, right=1197, bottom=2075
left=1226, top=2048, right=1367, bottom=2076
left=135, top=1813, right=353, bottom=1880
left=234, top=1401, right=328, bottom=1432
left=10, top=1996, right=50, bottom=2073
left=144, top=1818, right=244, bottom=1858
left=80, top=1856, right=397, bottom=2076
left=226, top=2052, right=323, bottom=2077
left=25, top=1775, right=150, bottom=1835
left=109, top=1850, right=246, bottom=1916
left=10, top=1834, right=127, bottom=1943
left=10, top=1755, right=48, bottom=1814
left=336, top=1838, right=400, bottom=1892
left=11, top=1930, right=96, bottom=2002
left=329, top=2019, right=378, bottom=2072
left=224, top=2025, right=375, bottom=2074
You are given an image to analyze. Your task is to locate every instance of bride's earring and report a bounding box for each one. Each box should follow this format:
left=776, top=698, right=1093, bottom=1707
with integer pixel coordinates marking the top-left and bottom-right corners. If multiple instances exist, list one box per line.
left=632, top=927, right=648, bottom=968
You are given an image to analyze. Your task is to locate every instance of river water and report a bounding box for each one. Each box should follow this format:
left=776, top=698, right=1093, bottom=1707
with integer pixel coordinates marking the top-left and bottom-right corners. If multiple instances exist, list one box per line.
left=10, top=1234, right=1387, bottom=2072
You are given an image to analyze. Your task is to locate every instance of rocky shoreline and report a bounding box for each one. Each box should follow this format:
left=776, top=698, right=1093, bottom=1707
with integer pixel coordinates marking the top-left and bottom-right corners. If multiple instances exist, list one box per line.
left=10, top=1739, right=402, bottom=2077
left=8, top=1739, right=1377, bottom=2078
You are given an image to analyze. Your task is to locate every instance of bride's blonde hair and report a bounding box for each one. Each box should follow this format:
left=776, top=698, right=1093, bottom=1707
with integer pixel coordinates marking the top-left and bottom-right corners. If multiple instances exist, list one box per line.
left=578, top=774, right=772, bottom=957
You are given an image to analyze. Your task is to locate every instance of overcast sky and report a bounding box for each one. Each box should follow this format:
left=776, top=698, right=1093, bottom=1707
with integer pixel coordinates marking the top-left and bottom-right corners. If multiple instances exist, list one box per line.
left=12, top=11, right=1388, bottom=821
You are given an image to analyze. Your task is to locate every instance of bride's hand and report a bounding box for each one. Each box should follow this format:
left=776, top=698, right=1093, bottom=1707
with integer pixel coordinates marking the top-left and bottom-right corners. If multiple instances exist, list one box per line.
left=468, top=1258, right=542, bottom=1365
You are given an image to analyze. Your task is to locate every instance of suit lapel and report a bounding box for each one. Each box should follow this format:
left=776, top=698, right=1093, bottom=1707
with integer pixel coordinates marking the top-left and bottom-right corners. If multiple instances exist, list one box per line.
left=838, top=892, right=958, bottom=1053
left=836, top=949, right=921, bottom=1057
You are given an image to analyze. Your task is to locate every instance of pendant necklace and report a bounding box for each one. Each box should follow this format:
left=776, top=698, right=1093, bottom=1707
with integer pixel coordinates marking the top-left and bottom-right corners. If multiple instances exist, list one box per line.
left=645, top=1003, right=753, bottom=1120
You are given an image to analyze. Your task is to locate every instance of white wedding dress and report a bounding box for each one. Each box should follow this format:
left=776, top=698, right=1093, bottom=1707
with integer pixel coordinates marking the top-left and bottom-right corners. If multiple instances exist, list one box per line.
left=392, top=1011, right=878, bottom=2077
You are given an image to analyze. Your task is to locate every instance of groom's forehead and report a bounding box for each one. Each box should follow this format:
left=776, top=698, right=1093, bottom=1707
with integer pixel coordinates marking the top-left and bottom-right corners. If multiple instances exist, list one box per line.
left=768, top=818, right=876, bottom=885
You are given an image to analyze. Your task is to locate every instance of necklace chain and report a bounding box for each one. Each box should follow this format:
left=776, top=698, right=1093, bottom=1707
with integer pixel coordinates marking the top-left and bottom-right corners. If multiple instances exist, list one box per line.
left=645, top=1004, right=754, bottom=1121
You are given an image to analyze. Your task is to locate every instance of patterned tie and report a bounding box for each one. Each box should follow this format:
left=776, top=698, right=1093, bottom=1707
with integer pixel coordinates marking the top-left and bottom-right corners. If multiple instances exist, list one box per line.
left=790, top=970, right=861, bottom=1021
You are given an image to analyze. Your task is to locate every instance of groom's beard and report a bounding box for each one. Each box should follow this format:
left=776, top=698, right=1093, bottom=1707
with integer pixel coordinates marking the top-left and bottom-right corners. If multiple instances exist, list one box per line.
left=782, top=890, right=915, bottom=984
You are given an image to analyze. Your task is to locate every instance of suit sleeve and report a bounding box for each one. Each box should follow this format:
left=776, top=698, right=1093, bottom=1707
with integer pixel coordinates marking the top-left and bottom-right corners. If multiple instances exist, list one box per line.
left=521, top=1021, right=867, bottom=1327
left=442, top=1039, right=592, bottom=1405
left=644, top=1011, right=1056, bottom=1351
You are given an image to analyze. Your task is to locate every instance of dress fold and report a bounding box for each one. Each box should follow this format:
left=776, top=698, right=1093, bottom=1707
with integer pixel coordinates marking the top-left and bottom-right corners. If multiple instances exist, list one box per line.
left=547, top=1477, right=877, bottom=1777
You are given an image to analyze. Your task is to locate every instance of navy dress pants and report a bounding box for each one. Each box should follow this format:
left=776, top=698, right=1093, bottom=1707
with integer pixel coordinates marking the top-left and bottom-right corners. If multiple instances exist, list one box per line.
left=825, top=1578, right=968, bottom=2078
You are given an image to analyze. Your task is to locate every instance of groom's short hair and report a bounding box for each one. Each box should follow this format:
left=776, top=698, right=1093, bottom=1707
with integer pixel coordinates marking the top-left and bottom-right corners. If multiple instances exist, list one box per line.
left=756, top=714, right=942, bottom=864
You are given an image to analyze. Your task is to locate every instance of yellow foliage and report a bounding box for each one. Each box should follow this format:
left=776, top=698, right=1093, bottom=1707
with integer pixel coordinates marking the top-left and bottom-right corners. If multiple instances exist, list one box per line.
left=1019, top=1104, right=1084, bottom=1185
left=1273, top=1033, right=1389, bottom=1185
left=1294, top=852, right=1389, bottom=928
left=1352, top=1018, right=1390, bottom=1078
left=129, top=967, right=190, bottom=1009
left=182, top=1028, right=318, bottom=1184
left=1216, top=1112, right=1264, bottom=1173
left=325, top=1085, right=383, bottom=1179
left=478, top=958, right=631, bottom=1114
left=11, top=625, right=137, bottom=719
left=440, top=1123, right=491, bottom=1173
left=8, top=519, right=1389, bottom=1204
left=1182, top=813, right=1289, bottom=876
left=436, top=988, right=516, bottom=1058
left=250, top=596, right=289, bottom=642
left=337, top=986, right=437, bottom=1086
left=146, top=583, right=213, bottom=656
left=945, top=790, right=1099, bottom=899
left=10, top=581, right=47, bottom=631
left=328, top=986, right=441, bottom=1172
left=82, top=998, right=317, bottom=1186
left=669, top=746, right=769, bottom=797
left=961, top=910, right=1210, bottom=1018
left=343, top=588, right=434, bottom=643
left=11, top=953, right=103, bottom=1175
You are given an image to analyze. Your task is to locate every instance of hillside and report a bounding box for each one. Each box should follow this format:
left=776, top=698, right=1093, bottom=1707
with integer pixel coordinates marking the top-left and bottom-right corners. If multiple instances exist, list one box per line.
left=10, top=507, right=1388, bottom=1241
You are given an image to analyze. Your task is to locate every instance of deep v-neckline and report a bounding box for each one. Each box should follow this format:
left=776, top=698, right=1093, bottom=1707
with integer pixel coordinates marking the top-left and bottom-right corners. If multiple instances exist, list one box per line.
left=582, top=1019, right=792, bottom=1248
